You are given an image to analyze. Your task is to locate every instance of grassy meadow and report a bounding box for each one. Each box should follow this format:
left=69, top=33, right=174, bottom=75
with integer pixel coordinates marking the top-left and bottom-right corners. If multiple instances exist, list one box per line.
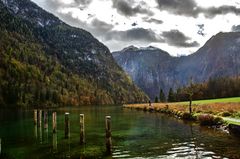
left=124, top=97, right=240, bottom=125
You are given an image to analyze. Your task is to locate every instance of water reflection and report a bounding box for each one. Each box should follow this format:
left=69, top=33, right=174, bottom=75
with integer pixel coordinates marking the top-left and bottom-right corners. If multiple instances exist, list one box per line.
left=52, top=133, right=57, bottom=153
left=66, top=138, right=71, bottom=158
left=34, top=125, right=38, bottom=140
left=43, top=128, right=49, bottom=144
left=38, top=125, right=42, bottom=144
left=44, top=111, right=48, bottom=130
left=0, top=107, right=240, bottom=159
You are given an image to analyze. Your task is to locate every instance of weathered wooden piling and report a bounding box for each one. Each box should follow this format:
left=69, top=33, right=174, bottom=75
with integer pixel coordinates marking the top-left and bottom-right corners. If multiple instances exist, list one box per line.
left=38, top=110, right=42, bottom=127
left=105, top=116, right=112, bottom=154
left=80, top=114, right=85, bottom=145
left=34, top=109, right=37, bottom=125
left=65, top=112, right=70, bottom=139
left=44, top=111, right=48, bottom=129
left=52, top=112, right=57, bottom=133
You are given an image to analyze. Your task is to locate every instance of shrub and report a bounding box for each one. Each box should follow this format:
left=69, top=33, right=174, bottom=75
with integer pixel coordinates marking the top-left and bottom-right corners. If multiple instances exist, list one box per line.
left=213, top=117, right=224, bottom=125
left=143, top=106, right=147, bottom=111
left=198, top=114, right=223, bottom=126
left=221, top=111, right=232, bottom=117
left=181, top=112, right=195, bottom=120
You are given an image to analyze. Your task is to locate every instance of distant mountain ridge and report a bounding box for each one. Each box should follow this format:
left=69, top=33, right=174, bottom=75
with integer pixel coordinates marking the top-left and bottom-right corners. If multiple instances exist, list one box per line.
left=113, top=32, right=240, bottom=99
left=0, top=0, right=148, bottom=107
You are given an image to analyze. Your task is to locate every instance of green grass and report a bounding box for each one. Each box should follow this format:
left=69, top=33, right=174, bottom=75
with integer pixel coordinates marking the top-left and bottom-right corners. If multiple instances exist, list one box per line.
left=173, top=97, right=240, bottom=105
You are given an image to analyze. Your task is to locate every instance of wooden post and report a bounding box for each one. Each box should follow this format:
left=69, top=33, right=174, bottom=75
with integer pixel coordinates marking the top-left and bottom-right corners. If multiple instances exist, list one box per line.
left=52, top=112, right=57, bottom=133
left=34, top=109, right=37, bottom=125
left=65, top=113, right=70, bottom=139
left=80, top=114, right=85, bottom=145
left=44, top=111, right=48, bottom=129
left=38, top=110, right=42, bottom=127
left=105, top=116, right=112, bottom=154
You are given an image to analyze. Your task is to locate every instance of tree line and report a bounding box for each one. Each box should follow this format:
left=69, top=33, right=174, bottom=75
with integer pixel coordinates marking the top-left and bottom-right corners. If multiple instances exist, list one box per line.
left=154, top=76, right=240, bottom=103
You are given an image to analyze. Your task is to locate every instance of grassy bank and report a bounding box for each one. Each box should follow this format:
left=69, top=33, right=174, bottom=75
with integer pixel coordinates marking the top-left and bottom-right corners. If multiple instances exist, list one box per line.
left=124, top=97, right=240, bottom=125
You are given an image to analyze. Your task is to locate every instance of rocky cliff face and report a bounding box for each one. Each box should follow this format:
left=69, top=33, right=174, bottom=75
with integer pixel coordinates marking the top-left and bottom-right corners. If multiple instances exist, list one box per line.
left=113, top=33, right=240, bottom=99
left=0, top=0, right=148, bottom=107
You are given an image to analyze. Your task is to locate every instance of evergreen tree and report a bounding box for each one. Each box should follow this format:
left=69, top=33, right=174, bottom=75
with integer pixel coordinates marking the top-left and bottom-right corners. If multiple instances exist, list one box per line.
left=154, top=96, right=159, bottom=103
left=159, top=89, right=166, bottom=102
left=168, top=88, right=175, bottom=102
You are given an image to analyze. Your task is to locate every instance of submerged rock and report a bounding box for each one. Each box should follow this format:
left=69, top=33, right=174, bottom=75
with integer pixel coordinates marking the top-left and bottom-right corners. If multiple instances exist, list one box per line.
left=228, top=124, right=240, bottom=137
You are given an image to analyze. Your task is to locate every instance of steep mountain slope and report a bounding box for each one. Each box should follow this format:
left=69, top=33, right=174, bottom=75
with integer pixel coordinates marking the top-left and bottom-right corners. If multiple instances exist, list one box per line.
left=113, top=46, right=176, bottom=98
left=113, top=33, right=240, bottom=99
left=0, top=0, right=148, bottom=107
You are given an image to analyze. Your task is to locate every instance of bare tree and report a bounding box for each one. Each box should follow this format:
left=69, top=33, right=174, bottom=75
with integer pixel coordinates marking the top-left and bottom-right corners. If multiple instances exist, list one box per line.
left=185, top=77, right=194, bottom=114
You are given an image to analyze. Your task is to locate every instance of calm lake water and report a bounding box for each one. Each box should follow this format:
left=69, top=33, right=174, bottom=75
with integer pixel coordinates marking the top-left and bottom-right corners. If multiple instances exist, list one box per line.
left=0, top=106, right=240, bottom=159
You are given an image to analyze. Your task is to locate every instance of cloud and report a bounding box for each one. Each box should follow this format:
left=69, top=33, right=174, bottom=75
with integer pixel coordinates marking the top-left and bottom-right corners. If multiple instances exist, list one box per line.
left=105, top=28, right=164, bottom=43
left=41, top=0, right=92, bottom=11
left=91, top=18, right=114, bottom=33
left=142, top=17, right=163, bottom=24
left=197, top=24, right=205, bottom=36
left=132, top=22, right=138, bottom=26
left=202, top=6, right=240, bottom=18
left=231, top=25, right=240, bottom=32
left=161, top=30, right=200, bottom=47
left=156, top=0, right=240, bottom=18
left=112, top=0, right=153, bottom=17
left=156, top=0, right=199, bottom=17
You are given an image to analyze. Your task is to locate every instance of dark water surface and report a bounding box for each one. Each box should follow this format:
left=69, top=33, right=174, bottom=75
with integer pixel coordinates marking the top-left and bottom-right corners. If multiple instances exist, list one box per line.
left=0, top=106, right=240, bottom=159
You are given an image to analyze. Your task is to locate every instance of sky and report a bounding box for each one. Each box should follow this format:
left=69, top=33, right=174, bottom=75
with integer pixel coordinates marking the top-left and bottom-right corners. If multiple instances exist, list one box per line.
left=32, top=0, right=240, bottom=56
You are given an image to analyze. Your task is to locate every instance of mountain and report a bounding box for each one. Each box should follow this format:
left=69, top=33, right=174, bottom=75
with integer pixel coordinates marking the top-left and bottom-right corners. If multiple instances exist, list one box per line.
left=0, top=0, right=148, bottom=107
left=112, top=33, right=240, bottom=99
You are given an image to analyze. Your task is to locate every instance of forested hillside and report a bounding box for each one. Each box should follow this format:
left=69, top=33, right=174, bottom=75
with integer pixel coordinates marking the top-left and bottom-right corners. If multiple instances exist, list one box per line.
left=164, top=77, right=240, bottom=102
left=0, top=0, right=148, bottom=108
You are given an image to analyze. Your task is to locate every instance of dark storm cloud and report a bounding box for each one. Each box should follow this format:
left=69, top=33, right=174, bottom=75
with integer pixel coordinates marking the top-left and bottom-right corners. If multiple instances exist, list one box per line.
left=202, top=6, right=240, bottom=18
left=161, top=30, right=200, bottom=47
left=105, top=28, right=164, bottom=42
left=156, top=0, right=199, bottom=17
left=112, top=0, right=153, bottom=17
left=142, top=17, right=163, bottom=24
left=231, top=25, right=240, bottom=32
left=91, top=18, right=114, bottom=33
left=53, top=12, right=113, bottom=37
left=156, top=0, right=240, bottom=18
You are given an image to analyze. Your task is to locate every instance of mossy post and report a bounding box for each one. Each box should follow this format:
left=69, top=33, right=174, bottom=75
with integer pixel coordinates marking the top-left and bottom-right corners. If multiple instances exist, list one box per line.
left=38, top=110, right=42, bottom=127
left=44, top=111, right=48, bottom=129
left=105, top=116, right=112, bottom=154
left=65, top=113, right=70, bottom=139
left=34, top=109, right=37, bottom=125
left=52, top=112, right=57, bottom=133
left=80, top=114, right=85, bottom=145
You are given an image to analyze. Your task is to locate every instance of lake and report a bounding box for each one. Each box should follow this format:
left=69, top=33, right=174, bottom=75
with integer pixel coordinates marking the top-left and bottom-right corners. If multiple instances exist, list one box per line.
left=0, top=106, right=240, bottom=159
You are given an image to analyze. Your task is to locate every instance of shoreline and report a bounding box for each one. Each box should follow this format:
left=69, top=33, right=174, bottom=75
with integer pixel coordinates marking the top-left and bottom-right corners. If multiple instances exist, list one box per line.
left=123, top=102, right=240, bottom=137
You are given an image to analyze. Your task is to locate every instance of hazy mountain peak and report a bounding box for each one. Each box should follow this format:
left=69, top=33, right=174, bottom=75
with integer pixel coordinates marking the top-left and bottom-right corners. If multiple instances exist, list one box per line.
left=121, top=45, right=139, bottom=52
left=139, top=46, right=159, bottom=51
left=113, top=32, right=240, bottom=99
